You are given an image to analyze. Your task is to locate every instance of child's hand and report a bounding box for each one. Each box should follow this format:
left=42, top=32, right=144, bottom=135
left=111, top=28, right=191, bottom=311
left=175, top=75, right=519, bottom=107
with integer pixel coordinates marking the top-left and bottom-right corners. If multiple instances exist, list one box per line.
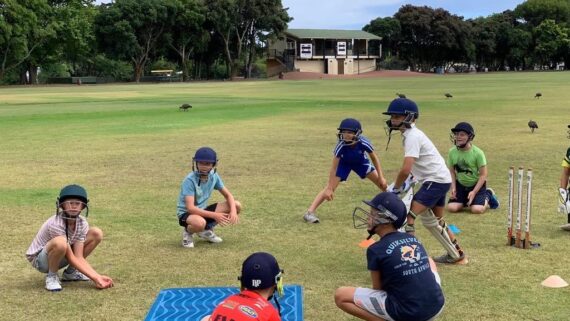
left=228, top=212, right=239, bottom=224
left=450, top=188, right=456, bottom=199
left=467, top=191, right=475, bottom=206
left=215, top=212, right=231, bottom=226
left=95, top=275, right=114, bottom=289
left=323, top=188, right=334, bottom=201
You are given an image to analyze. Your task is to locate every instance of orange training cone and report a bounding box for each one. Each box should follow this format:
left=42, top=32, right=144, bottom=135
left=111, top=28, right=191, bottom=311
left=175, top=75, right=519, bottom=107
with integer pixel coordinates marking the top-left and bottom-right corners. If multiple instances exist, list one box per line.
left=541, top=275, right=569, bottom=288
left=359, top=238, right=376, bottom=248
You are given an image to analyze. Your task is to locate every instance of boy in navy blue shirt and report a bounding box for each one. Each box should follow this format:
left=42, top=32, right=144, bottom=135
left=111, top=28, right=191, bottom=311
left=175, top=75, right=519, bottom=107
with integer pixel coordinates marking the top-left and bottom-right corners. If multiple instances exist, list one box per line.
left=335, top=192, right=444, bottom=321
left=303, top=118, right=387, bottom=223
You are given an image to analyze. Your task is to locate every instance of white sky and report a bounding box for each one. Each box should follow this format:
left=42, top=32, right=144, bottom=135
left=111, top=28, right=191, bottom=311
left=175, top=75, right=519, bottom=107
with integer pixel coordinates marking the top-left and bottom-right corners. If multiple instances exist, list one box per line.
left=94, top=0, right=526, bottom=29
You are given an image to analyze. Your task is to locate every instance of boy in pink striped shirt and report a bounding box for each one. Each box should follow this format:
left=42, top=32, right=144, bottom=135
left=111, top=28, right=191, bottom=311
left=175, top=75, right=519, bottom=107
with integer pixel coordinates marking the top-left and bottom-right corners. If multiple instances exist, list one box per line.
left=26, top=185, right=113, bottom=291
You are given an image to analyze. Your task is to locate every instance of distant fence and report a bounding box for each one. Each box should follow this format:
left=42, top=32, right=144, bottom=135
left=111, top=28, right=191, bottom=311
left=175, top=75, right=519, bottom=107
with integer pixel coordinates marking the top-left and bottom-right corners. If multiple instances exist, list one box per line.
left=47, top=76, right=114, bottom=84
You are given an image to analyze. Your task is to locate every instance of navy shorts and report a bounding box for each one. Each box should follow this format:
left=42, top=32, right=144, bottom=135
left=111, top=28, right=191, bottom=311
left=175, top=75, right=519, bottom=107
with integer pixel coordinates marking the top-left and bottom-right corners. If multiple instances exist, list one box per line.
left=448, top=180, right=487, bottom=206
left=336, top=161, right=375, bottom=181
left=178, top=203, right=218, bottom=230
left=413, top=182, right=451, bottom=208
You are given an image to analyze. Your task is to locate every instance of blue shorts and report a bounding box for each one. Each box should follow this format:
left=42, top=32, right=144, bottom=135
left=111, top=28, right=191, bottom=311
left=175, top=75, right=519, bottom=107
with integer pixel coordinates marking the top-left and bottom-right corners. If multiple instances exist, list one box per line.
left=178, top=203, right=218, bottom=230
left=336, top=161, right=375, bottom=181
left=413, top=182, right=451, bottom=208
left=449, top=180, right=487, bottom=206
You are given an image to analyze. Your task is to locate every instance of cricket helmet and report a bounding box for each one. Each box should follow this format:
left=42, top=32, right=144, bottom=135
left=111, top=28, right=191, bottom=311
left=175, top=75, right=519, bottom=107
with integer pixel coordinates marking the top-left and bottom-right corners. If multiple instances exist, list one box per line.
left=192, top=147, right=217, bottom=175
left=353, top=192, right=407, bottom=232
left=56, top=184, right=89, bottom=217
left=239, top=252, right=283, bottom=291
left=450, top=122, right=475, bottom=147
left=337, top=118, right=362, bottom=145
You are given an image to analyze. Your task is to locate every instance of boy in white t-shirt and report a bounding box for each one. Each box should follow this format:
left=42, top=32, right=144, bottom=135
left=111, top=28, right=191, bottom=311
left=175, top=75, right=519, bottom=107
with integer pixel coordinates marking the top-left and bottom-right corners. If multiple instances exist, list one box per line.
left=383, top=98, right=467, bottom=265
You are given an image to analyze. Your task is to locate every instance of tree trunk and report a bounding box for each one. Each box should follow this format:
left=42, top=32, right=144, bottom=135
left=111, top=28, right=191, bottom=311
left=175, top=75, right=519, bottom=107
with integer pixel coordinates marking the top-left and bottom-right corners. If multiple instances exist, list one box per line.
left=29, top=65, right=38, bottom=84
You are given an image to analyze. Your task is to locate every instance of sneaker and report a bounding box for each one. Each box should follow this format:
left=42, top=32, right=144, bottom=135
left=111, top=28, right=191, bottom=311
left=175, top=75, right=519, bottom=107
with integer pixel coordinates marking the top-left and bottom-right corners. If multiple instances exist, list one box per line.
left=433, top=252, right=468, bottom=265
left=303, top=211, right=320, bottom=223
left=45, top=273, right=62, bottom=291
left=182, top=229, right=195, bottom=248
left=62, top=267, right=89, bottom=281
left=197, top=230, right=223, bottom=243
left=487, top=188, right=500, bottom=209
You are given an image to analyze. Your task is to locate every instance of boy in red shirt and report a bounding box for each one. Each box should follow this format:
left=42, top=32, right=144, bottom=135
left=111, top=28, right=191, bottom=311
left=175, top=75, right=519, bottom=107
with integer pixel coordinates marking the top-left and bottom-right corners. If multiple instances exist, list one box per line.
left=206, top=252, right=283, bottom=321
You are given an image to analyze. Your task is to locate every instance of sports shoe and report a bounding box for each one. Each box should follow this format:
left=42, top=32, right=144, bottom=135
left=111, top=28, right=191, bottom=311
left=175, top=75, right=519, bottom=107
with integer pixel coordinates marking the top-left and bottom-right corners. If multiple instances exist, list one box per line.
left=433, top=252, right=468, bottom=265
left=197, top=230, right=223, bottom=243
left=303, top=211, right=320, bottom=223
left=62, top=267, right=89, bottom=281
left=487, top=188, right=500, bottom=209
left=45, top=273, right=62, bottom=291
left=182, top=229, right=195, bottom=248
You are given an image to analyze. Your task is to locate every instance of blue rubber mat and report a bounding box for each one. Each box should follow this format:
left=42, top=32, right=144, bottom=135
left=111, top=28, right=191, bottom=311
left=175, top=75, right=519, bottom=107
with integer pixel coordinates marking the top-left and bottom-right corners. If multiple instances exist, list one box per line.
left=145, top=285, right=303, bottom=321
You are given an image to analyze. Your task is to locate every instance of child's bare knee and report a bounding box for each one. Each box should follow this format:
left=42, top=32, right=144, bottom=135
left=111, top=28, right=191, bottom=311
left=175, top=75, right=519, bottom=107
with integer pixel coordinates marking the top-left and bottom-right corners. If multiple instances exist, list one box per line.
left=48, top=236, right=68, bottom=253
left=88, top=227, right=103, bottom=242
left=235, top=201, right=242, bottom=213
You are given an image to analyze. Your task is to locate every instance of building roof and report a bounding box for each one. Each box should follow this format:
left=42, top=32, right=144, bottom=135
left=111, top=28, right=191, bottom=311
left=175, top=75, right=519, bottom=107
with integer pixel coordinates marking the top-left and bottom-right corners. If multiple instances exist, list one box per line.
left=285, top=29, right=381, bottom=40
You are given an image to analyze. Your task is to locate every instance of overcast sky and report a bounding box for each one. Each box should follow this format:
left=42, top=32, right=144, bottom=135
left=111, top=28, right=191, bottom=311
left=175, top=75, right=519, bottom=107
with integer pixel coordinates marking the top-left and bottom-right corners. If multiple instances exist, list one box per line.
left=94, top=0, right=525, bottom=29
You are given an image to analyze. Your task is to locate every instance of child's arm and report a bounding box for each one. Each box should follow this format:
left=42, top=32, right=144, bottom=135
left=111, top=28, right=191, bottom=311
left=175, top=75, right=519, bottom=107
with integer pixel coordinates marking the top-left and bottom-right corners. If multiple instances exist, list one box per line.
left=448, top=165, right=457, bottom=198
left=218, top=187, right=238, bottom=224
left=370, top=270, right=382, bottom=290
left=67, top=243, right=113, bottom=289
left=324, top=157, right=341, bottom=200
left=561, top=167, right=570, bottom=189
left=185, top=196, right=230, bottom=225
left=368, top=151, right=387, bottom=190
left=467, top=166, right=487, bottom=205
left=394, top=157, right=415, bottom=190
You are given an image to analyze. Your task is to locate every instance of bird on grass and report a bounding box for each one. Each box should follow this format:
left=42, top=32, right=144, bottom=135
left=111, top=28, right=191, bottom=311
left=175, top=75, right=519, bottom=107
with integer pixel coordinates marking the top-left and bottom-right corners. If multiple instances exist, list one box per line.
left=445, top=93, right=453, bottom=99
left=528, top=120, right=538, bottom=133
left=396, top=93, right=406, bottom=99
left=535, top=92, right=542, bottom=99
left=179, top=103, right=192, bottom=111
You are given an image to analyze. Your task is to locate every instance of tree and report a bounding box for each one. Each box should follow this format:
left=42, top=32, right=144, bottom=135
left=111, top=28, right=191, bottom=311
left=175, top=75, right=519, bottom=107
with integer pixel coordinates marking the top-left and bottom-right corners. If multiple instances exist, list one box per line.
left=395, top=5, right=474, bottom=71
left=534, top=19, right=569, bottom=68
left=363, top=17, right=401, bottom=58
left=0, top=0, right=55, bottom=82
left=163, top=0, right=207, bottom=81
left=94, top=0, right=178, bottom=82
left=206, top=0, right=290, bottom=79
left=515, top=0, right=570, bottom=28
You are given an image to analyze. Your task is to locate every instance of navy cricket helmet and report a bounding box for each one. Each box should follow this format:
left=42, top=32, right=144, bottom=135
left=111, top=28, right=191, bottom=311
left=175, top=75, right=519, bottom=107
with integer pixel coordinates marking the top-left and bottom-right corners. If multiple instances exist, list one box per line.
left=363, top=192, right=408, bottom=229
left=338, top=118, right=362, bottom=133
left=193, top=147, right=217, bottom=164
left=451, top=122, right=475, bottom=138
left=239, top=252, right=283, bottom=290
left=337, top=118, right=362, bottom=144
left=383, top=98, right=419, bottom=119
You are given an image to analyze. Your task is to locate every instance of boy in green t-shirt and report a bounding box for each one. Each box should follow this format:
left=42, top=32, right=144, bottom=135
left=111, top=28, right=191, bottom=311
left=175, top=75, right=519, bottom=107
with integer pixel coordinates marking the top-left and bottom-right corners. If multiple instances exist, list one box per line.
left=447, top=122, right=499, bottom=214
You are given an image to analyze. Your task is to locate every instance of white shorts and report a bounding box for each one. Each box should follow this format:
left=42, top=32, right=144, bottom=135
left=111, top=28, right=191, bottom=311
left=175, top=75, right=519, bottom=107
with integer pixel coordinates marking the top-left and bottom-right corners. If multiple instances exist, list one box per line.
left=31, top=247, right=69, bottom=273
left=354, top=271, right=443, bottom=321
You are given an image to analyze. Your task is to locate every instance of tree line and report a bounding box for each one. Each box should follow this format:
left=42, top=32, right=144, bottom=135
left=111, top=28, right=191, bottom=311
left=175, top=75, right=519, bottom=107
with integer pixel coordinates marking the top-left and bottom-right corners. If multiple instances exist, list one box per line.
left=1, top=0, right=568, bottom=85
left=364, top=0, right=570, bottom=72
left=0, top=0, right=290, bottom=84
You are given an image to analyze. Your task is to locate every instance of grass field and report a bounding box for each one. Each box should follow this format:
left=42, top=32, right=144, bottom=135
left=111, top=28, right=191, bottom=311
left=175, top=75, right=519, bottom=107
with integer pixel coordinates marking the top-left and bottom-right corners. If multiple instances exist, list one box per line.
left=1, top=72, right=569, bottom=321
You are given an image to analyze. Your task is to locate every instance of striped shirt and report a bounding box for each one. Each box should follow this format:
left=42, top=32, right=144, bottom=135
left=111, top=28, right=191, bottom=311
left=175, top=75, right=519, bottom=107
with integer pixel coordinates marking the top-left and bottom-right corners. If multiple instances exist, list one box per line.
left=333, top=135, right=374, bottom=165
left=26, top=215, right=89, bottom=262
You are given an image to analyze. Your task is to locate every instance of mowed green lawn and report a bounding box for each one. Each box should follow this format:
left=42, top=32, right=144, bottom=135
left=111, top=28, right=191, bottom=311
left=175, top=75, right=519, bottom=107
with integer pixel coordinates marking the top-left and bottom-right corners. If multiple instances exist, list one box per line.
left=1, top=72, right=569, bottom=321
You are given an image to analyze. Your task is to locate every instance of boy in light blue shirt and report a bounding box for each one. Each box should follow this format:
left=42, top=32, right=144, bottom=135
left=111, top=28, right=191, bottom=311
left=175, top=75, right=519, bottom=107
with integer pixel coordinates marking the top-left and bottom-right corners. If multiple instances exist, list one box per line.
left=177, top=147, right=241, bottom=248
